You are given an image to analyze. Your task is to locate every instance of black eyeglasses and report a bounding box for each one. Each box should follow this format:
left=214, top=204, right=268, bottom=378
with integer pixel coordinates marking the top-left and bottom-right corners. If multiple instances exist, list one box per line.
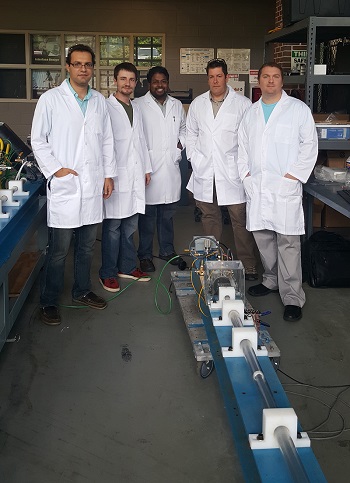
left=69, top=62, right=94, bottom=69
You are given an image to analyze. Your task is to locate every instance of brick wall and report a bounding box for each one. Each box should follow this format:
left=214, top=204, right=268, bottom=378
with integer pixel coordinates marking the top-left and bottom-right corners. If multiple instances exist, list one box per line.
left=274, top=0, right=306, bottom=97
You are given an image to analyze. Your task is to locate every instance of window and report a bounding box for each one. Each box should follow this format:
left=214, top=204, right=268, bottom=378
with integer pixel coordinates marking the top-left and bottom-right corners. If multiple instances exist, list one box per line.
left=134, top=36, right=162, bottom=67
left=0, top=31, right=164, bottom=101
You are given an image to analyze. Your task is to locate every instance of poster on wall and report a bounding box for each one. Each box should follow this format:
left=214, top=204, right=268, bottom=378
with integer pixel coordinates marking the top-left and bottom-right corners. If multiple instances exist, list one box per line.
left=217, top=48, right=250, bottom=74
left=31, top=34, right=61, bottom=65
left=31, top=69, right=62, bottom=99
left=180, top=48, right=214, bottom=74
left=228, top=77, right=245, bottom=96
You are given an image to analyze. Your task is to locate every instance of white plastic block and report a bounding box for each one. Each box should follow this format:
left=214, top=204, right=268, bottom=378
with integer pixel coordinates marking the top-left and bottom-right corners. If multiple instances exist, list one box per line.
left=9, top=180, right=29, bottom=197
left=221, top=298, right=244, bottom=325
left=249, top=408, right=310, bottom=449
left=0, top=189, right=19, bottom=206
left=0, top=198, right=10, bottom=218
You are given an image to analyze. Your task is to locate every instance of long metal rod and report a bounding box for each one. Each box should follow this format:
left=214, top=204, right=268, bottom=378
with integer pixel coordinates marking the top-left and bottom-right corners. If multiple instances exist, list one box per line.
left=240, top=339, right=276, bottom=409
left=275, top=426, right=310, bottom=483
left=229, top=310, right=310, bottom=481
left=229, top=310, right=276, bottom=408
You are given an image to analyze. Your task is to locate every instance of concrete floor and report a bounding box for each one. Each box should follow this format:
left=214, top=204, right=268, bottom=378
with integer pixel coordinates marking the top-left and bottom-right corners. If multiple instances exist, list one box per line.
left=1, top=200, right=350, bottom=482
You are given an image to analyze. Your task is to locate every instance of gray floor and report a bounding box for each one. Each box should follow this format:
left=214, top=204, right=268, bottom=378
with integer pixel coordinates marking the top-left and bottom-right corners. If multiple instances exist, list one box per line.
left=1, top=200, right=350, bottom=483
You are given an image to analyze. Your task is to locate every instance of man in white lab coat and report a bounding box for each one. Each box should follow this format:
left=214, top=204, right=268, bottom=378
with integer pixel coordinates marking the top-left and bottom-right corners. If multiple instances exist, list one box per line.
left=238, top=62, right=318, bottom=322
left=186, top=58, right=258, bottom=280
left=133, top=66, right=186, bottom=273
left=99, top=63, right=152, bottom=292
left=31, top=44, right=116, bottom=326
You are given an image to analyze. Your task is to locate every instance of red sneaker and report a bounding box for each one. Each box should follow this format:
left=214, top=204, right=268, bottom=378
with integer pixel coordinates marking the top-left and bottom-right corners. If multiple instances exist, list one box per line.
left=99, top=277, right=120, bottom=292
left=118, top=268, right=151, bottom=282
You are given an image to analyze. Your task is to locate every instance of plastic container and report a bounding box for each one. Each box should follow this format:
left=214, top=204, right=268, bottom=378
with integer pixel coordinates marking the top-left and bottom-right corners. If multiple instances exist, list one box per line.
left=345, top=156, right=350, bottom=187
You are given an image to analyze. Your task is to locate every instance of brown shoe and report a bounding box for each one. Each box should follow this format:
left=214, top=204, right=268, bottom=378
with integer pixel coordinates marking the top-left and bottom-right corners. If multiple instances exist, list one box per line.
left=72, top=291, right=107, bottom=310
left=245, top=266, right=258, bottom=281
left=40, top=306, right=61, bottom=326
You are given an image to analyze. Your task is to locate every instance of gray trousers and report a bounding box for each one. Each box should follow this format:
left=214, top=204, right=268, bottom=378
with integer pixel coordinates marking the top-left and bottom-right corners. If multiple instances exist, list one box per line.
left=253, top=230, right=305, bottom=308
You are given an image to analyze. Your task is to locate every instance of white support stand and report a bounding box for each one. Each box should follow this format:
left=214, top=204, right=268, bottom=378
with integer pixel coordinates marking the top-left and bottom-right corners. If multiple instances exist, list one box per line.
left=213, top=297, right=244, bottom=326
left=249, top=408, right=310, bottom=449
left=222, top=326, right=268, bottom=357
left=0, top=196, right=10, bottom=219
left=0, top=189, right=20, bottom=207
left=8, top=179, right=29, bottom=197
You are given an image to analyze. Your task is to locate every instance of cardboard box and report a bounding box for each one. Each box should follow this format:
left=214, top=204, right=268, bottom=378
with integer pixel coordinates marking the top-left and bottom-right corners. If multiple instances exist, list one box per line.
left=313, top=199, right=324, bottom=227
left=326, top=150, right=350, bottom=168
left=313, top=113, right=349, bottom=123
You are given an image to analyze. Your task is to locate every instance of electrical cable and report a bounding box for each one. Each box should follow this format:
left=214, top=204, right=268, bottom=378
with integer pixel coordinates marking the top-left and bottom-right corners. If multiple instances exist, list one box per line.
left=284, top=389, right=347, bottom=440
left=154, top=259, right=173, bottom=315
left=278, top=367, right=350, bottom=440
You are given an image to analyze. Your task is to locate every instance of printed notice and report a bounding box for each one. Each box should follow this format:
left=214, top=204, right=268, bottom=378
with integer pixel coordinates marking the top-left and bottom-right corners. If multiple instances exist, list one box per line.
left=217, top=49, right=250, bottom=74
left=180, top=48, right=215, bottom=74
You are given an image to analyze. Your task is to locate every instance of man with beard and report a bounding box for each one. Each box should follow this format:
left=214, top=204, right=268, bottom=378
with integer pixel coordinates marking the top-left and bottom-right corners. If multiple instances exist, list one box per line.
left=133, top=66, right=186, bottom=272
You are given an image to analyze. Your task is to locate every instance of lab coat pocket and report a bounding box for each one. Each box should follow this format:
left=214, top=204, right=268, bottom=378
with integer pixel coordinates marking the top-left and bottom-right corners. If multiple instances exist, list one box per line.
left=278, top=177, right=302, bottom=196
left=227, top=155, right=239, bottom=181
left=50, top=173, right=78, bottom=198
left=274, top=124, right=292, bottom=144
left=117, top=167, right=130, bottom=193
left=190, top=151, right=203, bottom=176
left=174, top=147, right=182, bottom=165
left=242, top=175, right=253, bottom=198
left=275, top=177, right=303, bottom=232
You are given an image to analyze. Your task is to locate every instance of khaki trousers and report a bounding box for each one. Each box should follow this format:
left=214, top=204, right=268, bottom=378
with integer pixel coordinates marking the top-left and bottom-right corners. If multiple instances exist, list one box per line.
left=195, top=196, right=257, bottom=269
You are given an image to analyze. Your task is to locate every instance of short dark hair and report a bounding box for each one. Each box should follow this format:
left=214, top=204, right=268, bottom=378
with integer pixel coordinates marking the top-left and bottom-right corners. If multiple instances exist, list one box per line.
left=66, top=44, right=95, bottom=65
left=258, top=62, right=284, bottom=80
left=114, top=62, right=138, bottom=80
left=147, top=66, right=169, bottom=83
left=206, top=58, right=228, bottom=76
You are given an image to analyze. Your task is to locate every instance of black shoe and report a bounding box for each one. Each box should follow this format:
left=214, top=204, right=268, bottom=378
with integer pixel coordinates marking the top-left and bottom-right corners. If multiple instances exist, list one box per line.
left=72, top=291, right=107, bottom=310
left=40, top=306, right=61, bottom=326
left=248, top=284, right=278, bottom=297
left=159, top=253, right=179, bottom=266
left=283, top=305, right=302, bottom=322
left=140, top=259, right=155, bottom=272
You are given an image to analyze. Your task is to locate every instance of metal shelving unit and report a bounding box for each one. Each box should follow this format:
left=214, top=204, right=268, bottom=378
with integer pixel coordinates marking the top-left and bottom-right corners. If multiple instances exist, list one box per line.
left=265, top=16, right=350, bottom=150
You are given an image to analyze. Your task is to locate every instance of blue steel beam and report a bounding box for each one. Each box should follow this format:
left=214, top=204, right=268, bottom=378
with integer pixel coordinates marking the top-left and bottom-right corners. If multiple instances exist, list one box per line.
left=193, top=272, right=326, bottom=483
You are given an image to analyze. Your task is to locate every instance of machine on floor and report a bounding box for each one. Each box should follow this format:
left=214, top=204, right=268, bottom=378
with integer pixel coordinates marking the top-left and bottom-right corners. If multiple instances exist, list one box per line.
left=171, top=235, right=326, bottom=482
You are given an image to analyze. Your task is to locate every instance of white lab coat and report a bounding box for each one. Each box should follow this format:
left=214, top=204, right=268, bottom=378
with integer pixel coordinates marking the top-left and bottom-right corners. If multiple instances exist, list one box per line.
left=237, top=90, right=318, bottom=235
left=186, top=86, right=251, bottom=205
left=31, top=80, right=115, bottom=229
left=133, top=92, right=186, bottom=205
left=103, top=95, right=152, bottom=219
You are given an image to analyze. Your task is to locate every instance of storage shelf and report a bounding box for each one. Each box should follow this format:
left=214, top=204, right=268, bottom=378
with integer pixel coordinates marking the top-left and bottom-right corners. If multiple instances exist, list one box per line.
left=265, top=17, right=350, bottom=44
left=265, top=16, right=350, bottom=152
left=318, top=139, right=350, bottom=150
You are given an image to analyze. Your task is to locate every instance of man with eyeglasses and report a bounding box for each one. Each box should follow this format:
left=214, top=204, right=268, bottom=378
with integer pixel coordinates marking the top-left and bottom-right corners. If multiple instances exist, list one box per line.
left=31, top=44, right=116, bottom=326
left=186, top=58, right=258, bottom=281
left=133, top=66, right=186, bottom=273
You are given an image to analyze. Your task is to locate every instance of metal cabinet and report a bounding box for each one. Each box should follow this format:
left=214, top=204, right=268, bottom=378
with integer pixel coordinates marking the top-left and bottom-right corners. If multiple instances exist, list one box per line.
left=0, top=181, right=47, bottom=353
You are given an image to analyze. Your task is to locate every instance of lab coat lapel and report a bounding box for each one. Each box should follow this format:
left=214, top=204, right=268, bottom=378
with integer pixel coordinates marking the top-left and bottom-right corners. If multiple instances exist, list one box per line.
left=144, top=91, right=163, bottom=116
left=60, top=80, right=85, bottom=117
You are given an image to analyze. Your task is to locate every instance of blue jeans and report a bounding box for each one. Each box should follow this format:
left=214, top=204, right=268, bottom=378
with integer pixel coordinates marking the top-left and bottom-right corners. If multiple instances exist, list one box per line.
left=138, top=203, right=177, bottom=260
left=40, top=224, right=98, bottom=307
left=99, top=214, right=138, bottom=278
